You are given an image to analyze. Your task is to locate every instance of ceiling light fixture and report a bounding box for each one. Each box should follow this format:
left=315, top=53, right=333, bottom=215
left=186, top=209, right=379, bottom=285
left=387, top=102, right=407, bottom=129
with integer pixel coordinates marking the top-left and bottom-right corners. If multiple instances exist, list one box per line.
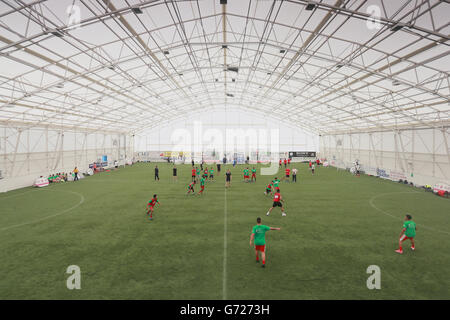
left=390, top=23, right=405, bottom=32
left=306, top=2, right=317, bottom=11
left=131, top=6, right=143, bottom=14
left=51, top=30, right=64, bottom=37
left=227, top=66, right=239, bottom=73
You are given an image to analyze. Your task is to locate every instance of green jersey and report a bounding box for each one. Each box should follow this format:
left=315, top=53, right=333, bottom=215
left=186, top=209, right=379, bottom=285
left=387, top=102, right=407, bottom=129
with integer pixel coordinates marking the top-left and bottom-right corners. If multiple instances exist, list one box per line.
left=200, top=178, right=206, bottom=186
left=252, top=224, right=271, bottom=245
left=196, top=169, right=200, bottom=175
left=403, top=220, right=416, bottom=237
left=209, top=169, right=214, bottom=175
left=252, top=169, right=256, bottom=174
left=273, top=179, right=280, bottom=187
left=244, top=169, right=249, bottom=175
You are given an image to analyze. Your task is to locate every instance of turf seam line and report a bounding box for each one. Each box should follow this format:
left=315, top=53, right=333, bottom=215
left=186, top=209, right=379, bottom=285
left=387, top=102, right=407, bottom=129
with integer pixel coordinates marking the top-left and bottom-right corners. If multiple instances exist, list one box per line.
left=223, top=187, right=227, bottom=300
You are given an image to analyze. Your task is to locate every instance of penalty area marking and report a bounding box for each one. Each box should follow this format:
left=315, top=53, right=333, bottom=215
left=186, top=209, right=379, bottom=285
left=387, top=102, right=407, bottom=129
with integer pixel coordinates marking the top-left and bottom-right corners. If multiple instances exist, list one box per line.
left=0, top=189, right=85, bottom=232
left=369, top=191, right=450, bottom=236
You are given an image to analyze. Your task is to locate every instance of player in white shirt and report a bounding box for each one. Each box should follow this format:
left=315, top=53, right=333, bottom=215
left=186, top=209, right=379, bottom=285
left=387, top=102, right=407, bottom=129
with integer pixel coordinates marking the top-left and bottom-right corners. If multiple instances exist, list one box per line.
left=311, top=164, right=315, bottom=175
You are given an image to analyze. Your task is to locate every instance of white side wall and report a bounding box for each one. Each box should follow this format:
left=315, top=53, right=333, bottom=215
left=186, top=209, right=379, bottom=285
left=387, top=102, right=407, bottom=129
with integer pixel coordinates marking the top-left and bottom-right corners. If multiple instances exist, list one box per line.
left=0, top=124, right=133, bottom=192
left=319, top=127, right=450, bottom=186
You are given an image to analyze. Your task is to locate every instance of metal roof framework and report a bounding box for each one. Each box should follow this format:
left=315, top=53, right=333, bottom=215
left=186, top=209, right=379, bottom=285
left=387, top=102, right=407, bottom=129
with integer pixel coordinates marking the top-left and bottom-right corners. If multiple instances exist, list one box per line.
left=0, top=0, right=449, bottom=135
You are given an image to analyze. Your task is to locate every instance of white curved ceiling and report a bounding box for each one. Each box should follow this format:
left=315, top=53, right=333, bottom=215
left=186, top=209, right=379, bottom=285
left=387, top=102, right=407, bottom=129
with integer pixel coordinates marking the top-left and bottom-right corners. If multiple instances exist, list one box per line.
left=0, top=0, right=449, bottom=134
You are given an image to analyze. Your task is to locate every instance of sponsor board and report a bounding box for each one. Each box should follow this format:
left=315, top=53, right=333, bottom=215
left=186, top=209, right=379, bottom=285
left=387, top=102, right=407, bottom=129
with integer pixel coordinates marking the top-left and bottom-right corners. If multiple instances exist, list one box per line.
left=34, top=177, right=49, bottom=188
left=433, top=183, right=449, bottom=193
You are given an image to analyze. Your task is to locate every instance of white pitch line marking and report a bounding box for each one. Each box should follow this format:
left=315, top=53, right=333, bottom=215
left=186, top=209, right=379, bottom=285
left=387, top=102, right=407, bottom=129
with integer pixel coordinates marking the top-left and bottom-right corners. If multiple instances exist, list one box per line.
left=369, top=191, right=450, bottom=236
left=0, top=189, right=85, bottom=232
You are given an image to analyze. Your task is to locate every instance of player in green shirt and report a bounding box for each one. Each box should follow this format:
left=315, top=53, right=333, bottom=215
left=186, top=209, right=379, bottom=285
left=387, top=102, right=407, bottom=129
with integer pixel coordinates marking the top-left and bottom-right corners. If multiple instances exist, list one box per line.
left=243, top=168, right=250, bottom=182
left=249, top=217, right=281, bottom=268
left=209, top=168, right=214, bottom=181
left=273, top=177, right=280, bottom=192
left=198, top=177, right=206, bottom=195
left=396, top=214, right=417, bottom=254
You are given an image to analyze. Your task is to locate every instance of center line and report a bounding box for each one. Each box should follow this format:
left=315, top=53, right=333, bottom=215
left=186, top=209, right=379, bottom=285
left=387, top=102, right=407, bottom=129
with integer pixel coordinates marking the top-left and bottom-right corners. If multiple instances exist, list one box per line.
left=223, top=187, right=228, bottom=300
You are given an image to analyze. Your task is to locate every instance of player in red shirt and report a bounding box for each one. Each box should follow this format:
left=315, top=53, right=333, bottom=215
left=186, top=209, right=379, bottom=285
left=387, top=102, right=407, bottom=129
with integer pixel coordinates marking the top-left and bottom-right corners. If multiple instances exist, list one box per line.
left=266, top=189, right=286, bottom=217
left=283, top=158, right=287, bottom=168
left=279, top=159, right=282, bottom=167
left=146, top=194, right=160, bottom=220
left=316, top=159, right=320, bottom=165
left=309, top=160, right=312, bottom=168
left=191, top=167, right=196, bottom=182
left=285, top=167, right=291, bottom=182
left=288, top=158, right=291, bottom=165
left=251, top=167, right=257, bottom=182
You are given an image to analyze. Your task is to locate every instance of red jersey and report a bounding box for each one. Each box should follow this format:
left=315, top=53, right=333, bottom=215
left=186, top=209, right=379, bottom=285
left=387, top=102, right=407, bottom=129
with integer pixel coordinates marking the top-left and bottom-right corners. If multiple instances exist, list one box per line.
left=309, top=161, right=312, bottom=167
left=191, top=169, right=196, bottom=176
left=279, top=160, right=282, bottom=164
left=288, top=159, right=291, bottom=164
left=285, top=168, right=291, bottom=175
left=316, top=159, right=320, bottom=165
left=149, top=198, right=158, bottom=206
left=273, top=193, right=281, bottom=202
left=266, top=184, right=272, bottom=189
left=284, top=159, right=287, bottom=164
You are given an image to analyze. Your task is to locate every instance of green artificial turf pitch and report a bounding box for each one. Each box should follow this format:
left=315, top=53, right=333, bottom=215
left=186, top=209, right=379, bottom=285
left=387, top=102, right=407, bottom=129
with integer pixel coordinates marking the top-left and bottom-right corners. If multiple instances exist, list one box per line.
left=0, top=162, right=449, bottom=299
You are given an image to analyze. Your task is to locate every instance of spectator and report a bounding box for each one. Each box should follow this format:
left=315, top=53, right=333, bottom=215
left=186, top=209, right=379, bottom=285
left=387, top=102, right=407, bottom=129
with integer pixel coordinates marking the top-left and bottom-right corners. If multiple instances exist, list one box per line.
left=292, top=168, right=298, bottom=183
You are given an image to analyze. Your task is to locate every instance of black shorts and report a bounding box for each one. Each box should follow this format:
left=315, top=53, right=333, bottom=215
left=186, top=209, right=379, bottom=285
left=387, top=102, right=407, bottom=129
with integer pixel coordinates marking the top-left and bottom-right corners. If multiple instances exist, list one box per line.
left=272, top=201, right=282, bottom=207
left=266, top=189, right=271, bottom=193
left=210, top=175, right=214, bottom=178
left=226, top=178, right=231, bottom=182
left=286, top=175, right=290, bottom=178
